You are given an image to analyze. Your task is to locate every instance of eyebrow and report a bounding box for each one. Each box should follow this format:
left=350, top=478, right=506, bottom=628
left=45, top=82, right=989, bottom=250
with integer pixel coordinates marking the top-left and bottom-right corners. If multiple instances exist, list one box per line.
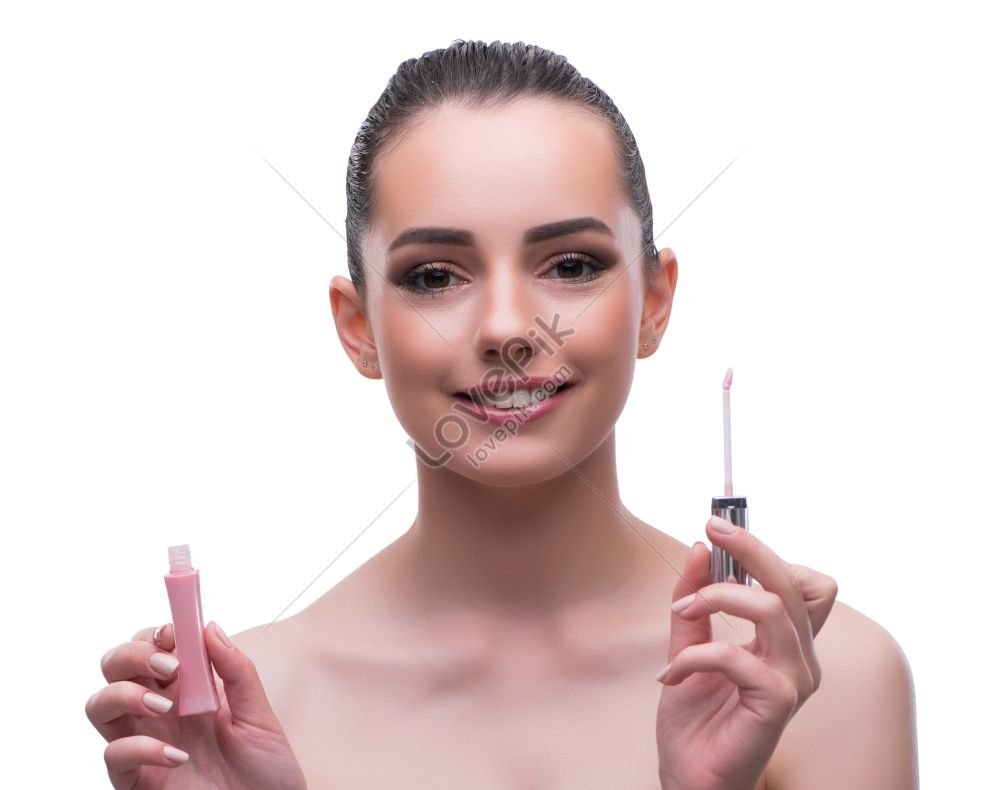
left=387, top=216, right=614, bottom=252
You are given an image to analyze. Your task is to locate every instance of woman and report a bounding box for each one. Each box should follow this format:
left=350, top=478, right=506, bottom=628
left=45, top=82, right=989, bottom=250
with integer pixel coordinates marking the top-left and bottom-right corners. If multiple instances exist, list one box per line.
left=85, top=40, right=918, bottom=789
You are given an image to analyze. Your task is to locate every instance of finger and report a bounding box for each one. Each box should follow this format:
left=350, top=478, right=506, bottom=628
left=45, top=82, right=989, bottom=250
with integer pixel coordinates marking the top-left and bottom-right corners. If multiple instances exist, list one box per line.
left=786, top=563, right=839, bottom=637
left=87, top=681, right=176, bottom=727
left=671, top=582, right=814, bottom=700
left=101, top=639, right=181, bottom=686
left=204, top=621, right=282, bottom=733
left=667, top=542, right=714, bottom=661
left=104, top=734, right=189, bottom=790
left=706, top=518, right=813, bottom=657
left=658, top=640, right=800, bottom=721
left=133, top=623, right=176, bottom=652
left=127, top=623, right=179, bottom=692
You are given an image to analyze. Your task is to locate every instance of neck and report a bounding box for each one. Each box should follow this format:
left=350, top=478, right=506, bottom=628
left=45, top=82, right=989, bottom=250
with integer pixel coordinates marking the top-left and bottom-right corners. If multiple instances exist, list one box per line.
left=396, top=429, right=646, bottom=619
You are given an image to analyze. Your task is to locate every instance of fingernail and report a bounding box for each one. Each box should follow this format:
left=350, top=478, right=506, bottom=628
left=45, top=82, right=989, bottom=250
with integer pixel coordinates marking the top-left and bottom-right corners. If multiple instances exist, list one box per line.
left=211, top=621, right=234, bottom=649
left=143, top=692, right=174, bottom=714
left=708, top=515, right=736, bottom=533
left=163, top=745, right=189, bottom=764
left=656, top=662, right=671, bottom=683
left=149, top=652, right=179, bottom=676
left=671, top=593, right=697, bottom=613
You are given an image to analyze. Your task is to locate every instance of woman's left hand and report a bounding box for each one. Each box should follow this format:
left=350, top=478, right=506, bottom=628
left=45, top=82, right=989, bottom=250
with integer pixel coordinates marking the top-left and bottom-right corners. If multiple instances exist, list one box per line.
left=655, top=516, right=839, bottom=790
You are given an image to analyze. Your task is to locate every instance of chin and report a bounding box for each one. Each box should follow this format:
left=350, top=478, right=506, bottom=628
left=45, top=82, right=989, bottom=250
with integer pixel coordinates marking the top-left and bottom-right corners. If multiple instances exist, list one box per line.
left=446, top=452, right=579, bottom=488
left=426, top=428, right=598, bottom=488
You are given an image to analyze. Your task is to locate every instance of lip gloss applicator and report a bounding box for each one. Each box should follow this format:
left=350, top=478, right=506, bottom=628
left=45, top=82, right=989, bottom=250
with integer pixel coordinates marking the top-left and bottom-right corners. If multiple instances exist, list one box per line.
left=163, top=544, right=221, bottom=716
left=710, top=367, right=753, bottom=585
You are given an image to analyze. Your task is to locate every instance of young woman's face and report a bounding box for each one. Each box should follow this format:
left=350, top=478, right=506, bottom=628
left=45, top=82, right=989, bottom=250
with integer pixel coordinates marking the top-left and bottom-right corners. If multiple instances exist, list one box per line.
left=339, top=97, right=675, bottom=486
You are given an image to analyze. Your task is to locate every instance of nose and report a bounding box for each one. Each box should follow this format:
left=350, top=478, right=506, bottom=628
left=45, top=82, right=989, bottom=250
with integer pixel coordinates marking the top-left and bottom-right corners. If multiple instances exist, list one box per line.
left=472, top=261, right=537, bottom=372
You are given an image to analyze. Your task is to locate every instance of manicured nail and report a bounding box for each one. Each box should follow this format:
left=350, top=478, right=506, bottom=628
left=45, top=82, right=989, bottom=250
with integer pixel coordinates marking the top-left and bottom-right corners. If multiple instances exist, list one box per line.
left=163, top=745, right=189, bottom=764
left=671, top=593, right=697, bottom=613
left=211, top=621, right=234, bottom=648
left=142, top=692, right=174, bottom=714
left=149, top=652, right=179, bottom=676
left=656, top=662, right=671, bottom=683
left=708, top=515, right=737, bottom=533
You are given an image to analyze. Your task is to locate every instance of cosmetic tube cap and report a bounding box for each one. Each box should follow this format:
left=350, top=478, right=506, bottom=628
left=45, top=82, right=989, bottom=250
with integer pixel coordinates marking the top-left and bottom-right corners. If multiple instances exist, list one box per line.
left=168, top=544, right=193, bottom=573
left=710, top=496, right=752, bottom=585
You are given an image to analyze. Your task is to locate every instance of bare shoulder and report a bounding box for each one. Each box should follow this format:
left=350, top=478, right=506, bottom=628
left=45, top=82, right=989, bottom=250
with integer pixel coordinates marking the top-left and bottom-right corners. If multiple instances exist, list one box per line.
left=768, top=600, right=919, bottom=790
left=223, top=549, right=403, bottom=711
left=226, top=617, right=310, bottom=716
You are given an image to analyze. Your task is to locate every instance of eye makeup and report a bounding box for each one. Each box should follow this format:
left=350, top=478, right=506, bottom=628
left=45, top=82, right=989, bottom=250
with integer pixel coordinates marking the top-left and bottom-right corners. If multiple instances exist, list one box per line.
left=396, top=252, right=613, bottom=297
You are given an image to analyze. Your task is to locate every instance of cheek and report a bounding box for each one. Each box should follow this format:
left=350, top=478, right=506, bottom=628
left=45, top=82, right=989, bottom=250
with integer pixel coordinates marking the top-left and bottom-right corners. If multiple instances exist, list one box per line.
left=571, top=287, right=640, bottom=368
left=380, top=338, right=446, bottom=403
left=569, top=293, right=640, bottom=408
left=376, top=311, right=458, bottom=443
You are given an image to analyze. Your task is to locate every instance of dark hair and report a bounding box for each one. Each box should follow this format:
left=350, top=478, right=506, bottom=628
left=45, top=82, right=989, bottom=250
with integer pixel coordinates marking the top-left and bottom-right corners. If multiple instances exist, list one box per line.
left=345, top=39, right=659, bottom=300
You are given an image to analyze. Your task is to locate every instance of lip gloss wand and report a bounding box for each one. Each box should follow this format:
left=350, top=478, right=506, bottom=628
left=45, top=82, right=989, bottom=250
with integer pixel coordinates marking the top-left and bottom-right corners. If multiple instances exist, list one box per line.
left=710, top=367, right=752, bottom=585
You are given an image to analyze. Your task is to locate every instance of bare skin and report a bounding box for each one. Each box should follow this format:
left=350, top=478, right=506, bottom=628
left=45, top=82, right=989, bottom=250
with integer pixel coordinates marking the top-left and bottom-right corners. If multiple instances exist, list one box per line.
left=87, top=96, right=918, bottom=788
left=233, top=521, right=742, bottom=789
left=229, top=522, right=914, bottom=789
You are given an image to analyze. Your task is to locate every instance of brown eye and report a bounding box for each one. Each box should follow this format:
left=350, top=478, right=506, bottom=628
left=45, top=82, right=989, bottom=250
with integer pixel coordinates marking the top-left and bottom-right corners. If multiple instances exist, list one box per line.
left=398, top=263, right=464, bottom=297
left=545, top=254, right=609, bottom=282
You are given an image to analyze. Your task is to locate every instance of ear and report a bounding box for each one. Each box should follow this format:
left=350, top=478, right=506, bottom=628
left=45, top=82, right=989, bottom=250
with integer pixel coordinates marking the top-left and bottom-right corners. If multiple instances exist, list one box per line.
left=638, top=246, right=678, bottom=359
left=329, top=275, right=380, bottom=379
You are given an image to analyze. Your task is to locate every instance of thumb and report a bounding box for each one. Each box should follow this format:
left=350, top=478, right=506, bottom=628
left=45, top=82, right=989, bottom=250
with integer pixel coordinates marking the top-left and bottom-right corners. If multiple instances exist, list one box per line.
left=205, top=621, right=282, bottom=733
left=666, top=541, right=714, bottom=662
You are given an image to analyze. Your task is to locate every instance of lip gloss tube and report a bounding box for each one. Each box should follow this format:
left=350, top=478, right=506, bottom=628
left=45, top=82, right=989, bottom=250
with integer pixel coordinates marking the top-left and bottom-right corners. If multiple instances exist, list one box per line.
left=711, top=368, right=753, bottom=586
left=163, top=544, right=220, bottom=716
left=710, top=496, right=753, bottom=585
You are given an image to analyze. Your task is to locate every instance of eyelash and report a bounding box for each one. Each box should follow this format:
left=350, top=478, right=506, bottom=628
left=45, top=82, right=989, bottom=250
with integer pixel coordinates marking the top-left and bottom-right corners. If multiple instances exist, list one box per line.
left=397, top=254, right=612, bottom=298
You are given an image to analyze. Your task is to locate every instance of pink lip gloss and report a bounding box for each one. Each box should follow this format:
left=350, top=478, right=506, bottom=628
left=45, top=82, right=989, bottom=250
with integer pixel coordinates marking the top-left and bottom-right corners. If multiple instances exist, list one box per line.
left=711, top=368, right=753, bottom=585
left=164, top=544, right=220, bottom=716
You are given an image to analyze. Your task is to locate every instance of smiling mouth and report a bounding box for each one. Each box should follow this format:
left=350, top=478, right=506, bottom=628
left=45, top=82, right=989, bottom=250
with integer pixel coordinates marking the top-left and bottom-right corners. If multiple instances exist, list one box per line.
left=454, top=381, right=575, bottom=406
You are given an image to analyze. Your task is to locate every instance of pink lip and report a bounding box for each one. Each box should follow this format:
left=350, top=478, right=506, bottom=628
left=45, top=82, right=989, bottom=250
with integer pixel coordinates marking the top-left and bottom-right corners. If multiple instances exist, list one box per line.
left=453, top=382, right=575, bottom=425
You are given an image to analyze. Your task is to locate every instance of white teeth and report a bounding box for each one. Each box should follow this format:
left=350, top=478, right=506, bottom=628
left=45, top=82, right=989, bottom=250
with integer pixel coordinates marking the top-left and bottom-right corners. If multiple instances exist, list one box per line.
left=481, top=388, right=533, bottom=409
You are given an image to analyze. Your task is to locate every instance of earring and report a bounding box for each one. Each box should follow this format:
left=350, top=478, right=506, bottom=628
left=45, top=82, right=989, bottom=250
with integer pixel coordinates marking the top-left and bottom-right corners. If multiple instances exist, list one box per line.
left=361, top=358, right=368, bottom=368
left=643, top=342, right=649, bottom=350
left=372, top=362, right=378, bottom=372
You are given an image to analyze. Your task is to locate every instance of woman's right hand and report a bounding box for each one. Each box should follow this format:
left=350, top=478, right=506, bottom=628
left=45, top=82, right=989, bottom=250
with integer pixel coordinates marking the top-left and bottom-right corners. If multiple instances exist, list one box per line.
left=85, top=621, right=308, bottom=790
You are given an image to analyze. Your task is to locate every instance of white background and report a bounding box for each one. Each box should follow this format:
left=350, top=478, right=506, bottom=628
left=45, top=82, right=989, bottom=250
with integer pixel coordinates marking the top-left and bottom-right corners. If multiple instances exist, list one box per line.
left=2, top=1, right=996, bottom=786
